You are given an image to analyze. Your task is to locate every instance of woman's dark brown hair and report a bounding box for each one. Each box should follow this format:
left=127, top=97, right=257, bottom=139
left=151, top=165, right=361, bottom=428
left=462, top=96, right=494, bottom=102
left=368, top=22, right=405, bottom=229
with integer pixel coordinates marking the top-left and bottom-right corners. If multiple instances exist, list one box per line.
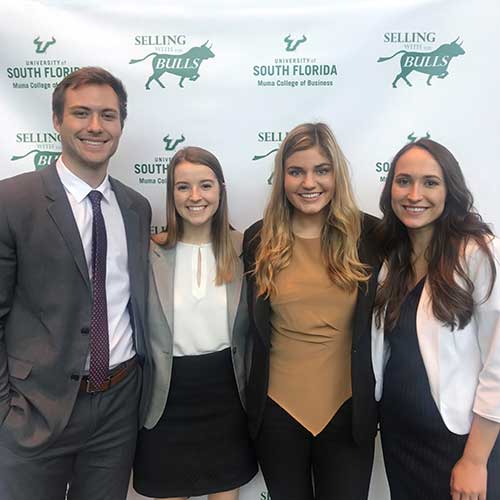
left=374, top=138, right=496, bottom=332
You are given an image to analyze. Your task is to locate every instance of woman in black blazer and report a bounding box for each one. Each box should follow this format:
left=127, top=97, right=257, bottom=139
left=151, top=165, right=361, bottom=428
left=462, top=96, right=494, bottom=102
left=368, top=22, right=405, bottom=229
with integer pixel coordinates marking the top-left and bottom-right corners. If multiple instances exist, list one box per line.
left=243, top=123, right=380, bottom=500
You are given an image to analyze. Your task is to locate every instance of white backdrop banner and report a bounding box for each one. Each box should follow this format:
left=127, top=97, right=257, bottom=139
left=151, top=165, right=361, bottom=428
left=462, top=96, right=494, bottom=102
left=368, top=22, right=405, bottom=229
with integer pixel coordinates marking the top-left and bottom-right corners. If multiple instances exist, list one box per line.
left=2, top=1, right=499, bottom=499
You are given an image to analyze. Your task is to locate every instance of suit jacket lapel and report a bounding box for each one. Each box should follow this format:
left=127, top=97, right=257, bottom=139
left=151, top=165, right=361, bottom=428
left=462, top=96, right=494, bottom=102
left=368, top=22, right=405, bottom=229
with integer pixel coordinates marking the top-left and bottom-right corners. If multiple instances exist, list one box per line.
left=150, top=243, right=175, bottom=334
left=111, top=178, right=141, bottom=305
left=352, top=219, right=381, bottom=347
left=352, top=269, right=379, bottom=346
left=41, top=165, right=90, bottom=290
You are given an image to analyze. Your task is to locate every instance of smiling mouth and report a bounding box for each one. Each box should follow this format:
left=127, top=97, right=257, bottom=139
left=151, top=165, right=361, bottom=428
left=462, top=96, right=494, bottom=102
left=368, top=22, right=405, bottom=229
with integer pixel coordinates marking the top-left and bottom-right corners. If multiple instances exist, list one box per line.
left=187, top=206, right=207, bottom=212
left=403, top=206, right=429, bottom=213
left=80, top=138, right=108, bottom=147
left=298, top=192, right=322, bottom=199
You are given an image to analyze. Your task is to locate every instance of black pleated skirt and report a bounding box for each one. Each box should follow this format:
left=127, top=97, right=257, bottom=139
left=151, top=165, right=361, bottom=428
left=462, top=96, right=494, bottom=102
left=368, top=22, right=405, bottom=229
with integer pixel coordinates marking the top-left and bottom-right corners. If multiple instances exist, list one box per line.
left=133, top=348, right=257, bottom=498
left=380, top=279, right=500, bottom=500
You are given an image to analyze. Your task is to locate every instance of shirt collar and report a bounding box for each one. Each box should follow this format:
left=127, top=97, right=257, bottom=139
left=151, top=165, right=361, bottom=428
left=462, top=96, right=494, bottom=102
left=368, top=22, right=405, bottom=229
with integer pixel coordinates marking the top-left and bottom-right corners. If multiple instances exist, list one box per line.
left=56, top=157, right=111, bottom=204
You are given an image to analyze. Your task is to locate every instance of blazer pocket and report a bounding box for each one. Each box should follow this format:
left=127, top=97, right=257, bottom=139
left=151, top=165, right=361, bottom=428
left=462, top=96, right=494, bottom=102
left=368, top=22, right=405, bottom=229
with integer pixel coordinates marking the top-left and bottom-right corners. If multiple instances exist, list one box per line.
left=8, top=356, right=33, bottom=380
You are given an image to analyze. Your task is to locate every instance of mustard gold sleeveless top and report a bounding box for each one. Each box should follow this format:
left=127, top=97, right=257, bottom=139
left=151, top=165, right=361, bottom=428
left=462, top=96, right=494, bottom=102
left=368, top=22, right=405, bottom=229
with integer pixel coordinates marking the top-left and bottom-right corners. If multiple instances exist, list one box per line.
left=269, top=235, right=357, bottom=435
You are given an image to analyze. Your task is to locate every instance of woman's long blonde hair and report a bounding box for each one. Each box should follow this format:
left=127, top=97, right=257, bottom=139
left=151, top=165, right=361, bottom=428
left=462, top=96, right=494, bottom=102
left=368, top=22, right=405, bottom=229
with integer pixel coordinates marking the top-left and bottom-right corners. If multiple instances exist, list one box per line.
left=153, top=146, right=238, bottom=285
left=253, top=123, right=369, bottom=297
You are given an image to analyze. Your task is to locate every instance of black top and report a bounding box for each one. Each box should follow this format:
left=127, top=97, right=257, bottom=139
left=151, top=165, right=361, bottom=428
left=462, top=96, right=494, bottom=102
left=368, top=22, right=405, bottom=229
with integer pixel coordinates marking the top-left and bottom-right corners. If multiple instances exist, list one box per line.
left=380, top=278, right=457, bottom=436
left=379, top=278, right=471, bottom=499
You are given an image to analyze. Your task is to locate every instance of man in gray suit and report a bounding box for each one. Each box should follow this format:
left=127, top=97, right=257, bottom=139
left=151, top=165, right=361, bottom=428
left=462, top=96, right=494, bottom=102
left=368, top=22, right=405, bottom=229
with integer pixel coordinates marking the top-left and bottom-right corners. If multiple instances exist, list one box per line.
left=0, top=67, right=152, bottom=500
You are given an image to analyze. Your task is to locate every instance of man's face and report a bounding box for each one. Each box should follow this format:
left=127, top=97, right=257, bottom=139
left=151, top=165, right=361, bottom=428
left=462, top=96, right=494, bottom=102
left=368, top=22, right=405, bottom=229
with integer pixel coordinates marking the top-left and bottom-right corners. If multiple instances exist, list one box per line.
left=53, top=84, right=122, bottom=174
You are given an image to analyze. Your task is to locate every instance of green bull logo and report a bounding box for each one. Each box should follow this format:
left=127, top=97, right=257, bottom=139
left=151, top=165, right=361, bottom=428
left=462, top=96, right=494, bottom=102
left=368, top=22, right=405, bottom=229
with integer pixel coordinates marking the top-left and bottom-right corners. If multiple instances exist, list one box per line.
left=11, top=149, right=60, bottom=170
left=407, top=131, right=431, bottom=143
left=284, top=35, right=307, bottom=52
left=377, top=37, right=465, bottom=87
left=129, top=41, right=215, bottom=89
left=33, top=36, right=56, bottom=54
left=376, top=131, right=432, bottom=179
left=163, top=134, right=185, bottom=151
left=252, top=147, right=279, bottom=185
left=252, top=131, right=287, bottom=184
left=252, top=148, right=278, bottom=162
left=133, top=133, right=186, bottom=185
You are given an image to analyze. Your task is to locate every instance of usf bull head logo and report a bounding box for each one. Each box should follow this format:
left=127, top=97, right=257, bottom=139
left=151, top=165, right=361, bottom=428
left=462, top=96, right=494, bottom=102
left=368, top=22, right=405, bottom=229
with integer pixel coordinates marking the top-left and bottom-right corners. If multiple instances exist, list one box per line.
left=11, top=150, right=61, bottom=170
left=284, top=35, right=307, bottom=52
left=33, top=36, right=56, bottom=54
left=129, top=41, right=215, bottom=89
left=408, top=131, right=431, bottom=143
left=163, top=134, right=186, bottom=151
left=378, top=37, right=465, bottom=88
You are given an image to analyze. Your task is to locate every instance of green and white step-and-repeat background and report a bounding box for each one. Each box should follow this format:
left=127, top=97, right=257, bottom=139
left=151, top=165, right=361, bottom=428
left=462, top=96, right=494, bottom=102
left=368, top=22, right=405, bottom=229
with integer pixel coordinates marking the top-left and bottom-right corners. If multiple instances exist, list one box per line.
left=2, top=1, right=499, bottom=499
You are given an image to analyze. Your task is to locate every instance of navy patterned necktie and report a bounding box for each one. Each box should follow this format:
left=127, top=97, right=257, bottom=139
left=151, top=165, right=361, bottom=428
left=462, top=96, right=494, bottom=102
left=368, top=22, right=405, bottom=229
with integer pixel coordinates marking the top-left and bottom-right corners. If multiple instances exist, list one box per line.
left=88, top=190, right=109, bottom=388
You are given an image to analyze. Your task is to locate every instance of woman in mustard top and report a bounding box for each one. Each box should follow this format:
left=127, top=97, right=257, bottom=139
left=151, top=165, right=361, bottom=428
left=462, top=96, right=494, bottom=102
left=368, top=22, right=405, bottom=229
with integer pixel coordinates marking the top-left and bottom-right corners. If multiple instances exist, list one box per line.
left=243, top=123, right=379, bottom=500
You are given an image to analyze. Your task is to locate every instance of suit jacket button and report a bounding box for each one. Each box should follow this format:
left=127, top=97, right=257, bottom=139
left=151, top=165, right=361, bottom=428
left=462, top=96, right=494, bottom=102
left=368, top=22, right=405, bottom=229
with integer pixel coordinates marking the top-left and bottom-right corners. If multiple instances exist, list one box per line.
left=70, top=374, right=80, bottom=381
left=232, top=347, right=237, bottom=354
left=80, top=327, right=90, bottom=335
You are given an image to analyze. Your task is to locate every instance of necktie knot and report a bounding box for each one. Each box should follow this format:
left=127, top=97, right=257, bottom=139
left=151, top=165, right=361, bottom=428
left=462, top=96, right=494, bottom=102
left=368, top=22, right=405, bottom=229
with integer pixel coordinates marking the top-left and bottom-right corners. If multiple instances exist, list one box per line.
left=88, top=190, right=103, bottom=208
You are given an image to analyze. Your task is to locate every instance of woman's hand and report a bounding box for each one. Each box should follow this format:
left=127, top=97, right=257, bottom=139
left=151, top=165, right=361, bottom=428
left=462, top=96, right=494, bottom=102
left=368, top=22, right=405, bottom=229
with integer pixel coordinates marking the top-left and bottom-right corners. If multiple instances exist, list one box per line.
left=450, top=414, right=500, bottom=499
left=450, top=456, right=487, bottom=500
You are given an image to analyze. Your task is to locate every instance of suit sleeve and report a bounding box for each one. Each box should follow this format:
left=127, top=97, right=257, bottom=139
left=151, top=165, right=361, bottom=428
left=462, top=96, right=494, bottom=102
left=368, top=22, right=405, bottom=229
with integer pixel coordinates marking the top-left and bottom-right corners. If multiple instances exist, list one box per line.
left=0, top=191, right=15, bottom=424
left=145, top=198, right=152, bottom=227
left=471, top=238, right=500, bottom=423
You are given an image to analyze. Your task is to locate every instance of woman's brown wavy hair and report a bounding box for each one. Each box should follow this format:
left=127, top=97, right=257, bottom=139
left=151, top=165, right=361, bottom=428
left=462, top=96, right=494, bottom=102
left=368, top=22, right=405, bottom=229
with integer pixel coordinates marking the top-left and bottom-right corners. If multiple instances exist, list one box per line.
left=374, top=138, right=496, bottom=332
left=253, top=122, right=369, bottom=298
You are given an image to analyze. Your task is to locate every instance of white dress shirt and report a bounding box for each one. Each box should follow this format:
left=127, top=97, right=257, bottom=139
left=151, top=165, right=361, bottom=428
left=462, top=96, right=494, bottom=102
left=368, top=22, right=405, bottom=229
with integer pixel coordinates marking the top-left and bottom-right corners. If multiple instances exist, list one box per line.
left=56, top=159, right=135, bottom=368
left=173, top=241, right=230, bottom=356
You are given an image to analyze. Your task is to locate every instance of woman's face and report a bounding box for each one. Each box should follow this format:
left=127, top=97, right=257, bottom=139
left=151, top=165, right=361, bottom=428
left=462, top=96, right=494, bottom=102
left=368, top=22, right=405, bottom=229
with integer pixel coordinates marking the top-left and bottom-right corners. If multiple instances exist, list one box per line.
left=173, top=161, right=220, bottom=231
left=283, top=145, right=334, bottom=217
left=391, top=147, right=447, bottom=238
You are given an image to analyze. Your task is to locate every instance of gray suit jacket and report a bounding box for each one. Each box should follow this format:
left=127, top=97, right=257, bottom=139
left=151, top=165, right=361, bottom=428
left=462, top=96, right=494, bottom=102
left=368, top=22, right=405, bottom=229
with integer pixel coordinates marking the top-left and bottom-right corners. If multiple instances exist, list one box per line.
left=144, top=231, right=251, bottom=429
left=0, top=164, right=152, bottom=455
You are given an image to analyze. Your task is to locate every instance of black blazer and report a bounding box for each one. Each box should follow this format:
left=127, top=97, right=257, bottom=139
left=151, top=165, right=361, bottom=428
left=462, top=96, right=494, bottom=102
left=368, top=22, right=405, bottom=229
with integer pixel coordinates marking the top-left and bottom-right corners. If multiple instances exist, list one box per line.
left=242, top=213, right=380, bottom=443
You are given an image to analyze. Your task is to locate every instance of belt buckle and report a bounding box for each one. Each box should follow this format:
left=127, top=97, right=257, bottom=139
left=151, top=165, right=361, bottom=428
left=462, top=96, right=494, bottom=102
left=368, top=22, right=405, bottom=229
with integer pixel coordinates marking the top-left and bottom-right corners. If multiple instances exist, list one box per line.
left=85, top=376, right=111, bottom=393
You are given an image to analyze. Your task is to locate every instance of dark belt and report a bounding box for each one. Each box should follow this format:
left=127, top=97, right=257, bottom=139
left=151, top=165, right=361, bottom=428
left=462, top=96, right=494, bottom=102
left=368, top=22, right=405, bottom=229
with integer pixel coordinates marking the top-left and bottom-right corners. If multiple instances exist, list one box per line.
left=79, top=356, right=138, bottom=393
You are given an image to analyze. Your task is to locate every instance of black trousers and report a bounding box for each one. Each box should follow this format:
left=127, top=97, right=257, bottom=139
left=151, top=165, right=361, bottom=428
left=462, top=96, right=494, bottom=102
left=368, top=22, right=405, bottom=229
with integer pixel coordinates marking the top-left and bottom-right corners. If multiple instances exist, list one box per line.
left=255, top=397, right=374, bottom=500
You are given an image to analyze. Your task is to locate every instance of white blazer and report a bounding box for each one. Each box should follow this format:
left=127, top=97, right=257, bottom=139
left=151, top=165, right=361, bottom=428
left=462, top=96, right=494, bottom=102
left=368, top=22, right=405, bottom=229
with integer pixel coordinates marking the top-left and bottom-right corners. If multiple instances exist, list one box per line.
left=372, top=237, right=500, bottom=435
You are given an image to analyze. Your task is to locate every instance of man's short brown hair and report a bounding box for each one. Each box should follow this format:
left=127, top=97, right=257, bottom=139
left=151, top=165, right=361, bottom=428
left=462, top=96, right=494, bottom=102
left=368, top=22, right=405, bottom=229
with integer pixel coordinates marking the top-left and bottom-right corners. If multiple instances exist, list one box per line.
left=52, top=67, right=128, bottom=127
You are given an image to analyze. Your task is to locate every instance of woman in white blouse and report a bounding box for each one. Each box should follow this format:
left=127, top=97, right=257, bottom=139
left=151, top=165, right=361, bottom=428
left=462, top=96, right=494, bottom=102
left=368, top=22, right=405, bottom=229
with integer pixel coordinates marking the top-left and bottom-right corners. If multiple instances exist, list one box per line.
left=372, top=138, right=500, bottom=499
left=133, top=147, right=257, bottom=500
